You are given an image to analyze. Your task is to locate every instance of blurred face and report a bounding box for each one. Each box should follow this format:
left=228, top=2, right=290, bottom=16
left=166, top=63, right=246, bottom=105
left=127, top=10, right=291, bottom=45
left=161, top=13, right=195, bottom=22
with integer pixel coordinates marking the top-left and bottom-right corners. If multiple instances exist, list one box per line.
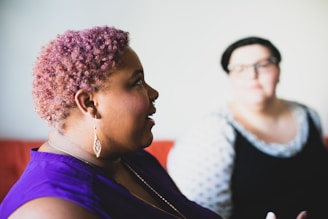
left=228, top=44, right=280, bottom=105
left=95, top=47, right=159, bottom=156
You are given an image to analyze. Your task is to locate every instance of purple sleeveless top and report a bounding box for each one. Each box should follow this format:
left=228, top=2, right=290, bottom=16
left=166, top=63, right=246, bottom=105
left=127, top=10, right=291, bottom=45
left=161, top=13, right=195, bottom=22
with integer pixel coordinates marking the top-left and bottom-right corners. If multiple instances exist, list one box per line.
left=0, top=149, right=221, bottom=219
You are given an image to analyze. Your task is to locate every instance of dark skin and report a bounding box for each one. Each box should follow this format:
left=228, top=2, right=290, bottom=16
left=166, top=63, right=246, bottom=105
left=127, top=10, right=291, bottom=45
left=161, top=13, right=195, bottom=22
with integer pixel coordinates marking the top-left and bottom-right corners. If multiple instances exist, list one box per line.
left=9, top=47, right=162, bottom=219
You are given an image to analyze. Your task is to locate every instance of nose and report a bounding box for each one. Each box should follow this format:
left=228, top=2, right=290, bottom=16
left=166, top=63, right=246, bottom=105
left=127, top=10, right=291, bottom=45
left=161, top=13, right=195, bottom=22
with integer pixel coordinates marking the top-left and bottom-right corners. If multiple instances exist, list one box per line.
left=147, top=83, right=159, bottom=102
left=249, top=64, right=259, bottom=79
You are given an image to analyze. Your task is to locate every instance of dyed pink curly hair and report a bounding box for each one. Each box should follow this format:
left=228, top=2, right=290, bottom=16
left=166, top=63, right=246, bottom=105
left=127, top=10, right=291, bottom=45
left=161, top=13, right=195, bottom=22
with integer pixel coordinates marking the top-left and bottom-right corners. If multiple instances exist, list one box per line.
left=32, top=26, right=129, bottom=127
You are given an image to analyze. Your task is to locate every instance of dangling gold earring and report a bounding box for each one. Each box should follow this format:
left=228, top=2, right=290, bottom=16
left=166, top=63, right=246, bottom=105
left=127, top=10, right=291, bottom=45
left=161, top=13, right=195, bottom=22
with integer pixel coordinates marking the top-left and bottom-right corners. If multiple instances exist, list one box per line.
left=93, top=115, right=102, bottom=158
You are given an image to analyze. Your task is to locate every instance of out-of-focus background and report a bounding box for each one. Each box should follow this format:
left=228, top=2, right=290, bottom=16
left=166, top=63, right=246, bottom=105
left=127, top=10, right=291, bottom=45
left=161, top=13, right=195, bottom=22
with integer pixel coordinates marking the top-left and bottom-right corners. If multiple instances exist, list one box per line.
left=1, top=0, right=328, bottom=140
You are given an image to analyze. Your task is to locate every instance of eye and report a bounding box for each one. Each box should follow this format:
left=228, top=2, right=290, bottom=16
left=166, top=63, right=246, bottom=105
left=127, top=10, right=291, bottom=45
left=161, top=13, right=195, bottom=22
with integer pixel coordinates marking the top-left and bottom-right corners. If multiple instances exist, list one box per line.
left=256, top=57, right=277, bottom=68
left=228, top=64, right=245, bottom=73
left=257, top=61, right=270, bottom=68
left=135, top=78, right=144, bottom=86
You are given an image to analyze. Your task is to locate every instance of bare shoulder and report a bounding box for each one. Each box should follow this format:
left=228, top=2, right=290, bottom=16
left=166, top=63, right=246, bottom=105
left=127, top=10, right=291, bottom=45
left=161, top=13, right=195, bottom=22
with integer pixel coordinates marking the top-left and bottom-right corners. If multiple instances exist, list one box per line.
left=9, top=197, right=99, bottom=219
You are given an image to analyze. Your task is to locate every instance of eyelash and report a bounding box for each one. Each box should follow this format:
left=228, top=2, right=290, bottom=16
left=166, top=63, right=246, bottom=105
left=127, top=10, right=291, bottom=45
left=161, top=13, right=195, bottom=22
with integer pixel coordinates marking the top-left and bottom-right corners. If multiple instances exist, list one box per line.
left=135, top=78, right=143, bottom=86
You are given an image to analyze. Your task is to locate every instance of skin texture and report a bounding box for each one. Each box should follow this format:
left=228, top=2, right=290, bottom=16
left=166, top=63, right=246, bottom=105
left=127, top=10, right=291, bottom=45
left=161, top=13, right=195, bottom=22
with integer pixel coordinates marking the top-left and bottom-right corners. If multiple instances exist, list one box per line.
left=9, top=46, right=159, bottom=218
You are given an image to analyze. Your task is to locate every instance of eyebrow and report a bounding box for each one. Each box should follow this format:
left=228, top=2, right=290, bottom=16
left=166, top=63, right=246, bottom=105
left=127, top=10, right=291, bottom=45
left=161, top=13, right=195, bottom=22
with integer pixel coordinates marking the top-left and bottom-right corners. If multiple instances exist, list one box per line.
left=132, top=69, right=144, bottom=77
left=234, top=56, right=273, bottom=65
left=128, top=69, right=144, bottom=81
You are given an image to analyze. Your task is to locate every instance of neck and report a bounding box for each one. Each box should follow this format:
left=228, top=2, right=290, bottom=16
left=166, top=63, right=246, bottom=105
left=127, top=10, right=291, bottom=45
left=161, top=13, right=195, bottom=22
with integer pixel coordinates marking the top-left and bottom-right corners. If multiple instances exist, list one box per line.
left=234, top=97, right=281, bottom=114
left=230, top=98, right=287, bottom=123
left=42, top=130, right=121, bottom=171
left=46, top=140, right=97, bottom=167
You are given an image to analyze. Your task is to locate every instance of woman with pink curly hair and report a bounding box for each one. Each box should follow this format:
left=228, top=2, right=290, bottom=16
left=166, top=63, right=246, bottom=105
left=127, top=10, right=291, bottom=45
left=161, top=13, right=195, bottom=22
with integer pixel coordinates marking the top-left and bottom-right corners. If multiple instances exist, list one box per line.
left=0, top=26, right=222, bottom=219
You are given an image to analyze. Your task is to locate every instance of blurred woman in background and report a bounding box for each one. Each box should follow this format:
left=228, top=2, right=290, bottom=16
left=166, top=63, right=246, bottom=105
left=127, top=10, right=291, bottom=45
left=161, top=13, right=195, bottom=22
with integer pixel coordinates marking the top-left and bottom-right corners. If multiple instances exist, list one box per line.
left=167, top=36, right=328, bottom=219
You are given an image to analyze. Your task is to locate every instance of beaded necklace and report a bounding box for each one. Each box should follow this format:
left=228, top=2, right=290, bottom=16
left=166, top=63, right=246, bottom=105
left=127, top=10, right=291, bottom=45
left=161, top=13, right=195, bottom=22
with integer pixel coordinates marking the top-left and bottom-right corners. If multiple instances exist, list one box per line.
left=123, top=162, right=187, bottom=219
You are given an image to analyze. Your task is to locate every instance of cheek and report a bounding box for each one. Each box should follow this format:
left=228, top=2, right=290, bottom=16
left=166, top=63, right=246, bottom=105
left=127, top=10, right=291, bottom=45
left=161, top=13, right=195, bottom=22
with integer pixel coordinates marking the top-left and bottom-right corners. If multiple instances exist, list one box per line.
left=229, top=77, right=245, bottom=90
left=129, top=98, right=149, bottom=117
left=265, top=69, right=280, bottom=84
left=260, top=74, right=279, bottom=89
left=99, top=96, right=149, bottom=135
left=116, top=94, right=149, bottom=120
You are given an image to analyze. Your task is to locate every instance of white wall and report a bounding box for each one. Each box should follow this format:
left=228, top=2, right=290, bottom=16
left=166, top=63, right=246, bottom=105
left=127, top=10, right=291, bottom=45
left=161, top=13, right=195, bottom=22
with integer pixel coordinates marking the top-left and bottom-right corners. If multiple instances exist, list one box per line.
left=1, top=0, right=328, bottom=140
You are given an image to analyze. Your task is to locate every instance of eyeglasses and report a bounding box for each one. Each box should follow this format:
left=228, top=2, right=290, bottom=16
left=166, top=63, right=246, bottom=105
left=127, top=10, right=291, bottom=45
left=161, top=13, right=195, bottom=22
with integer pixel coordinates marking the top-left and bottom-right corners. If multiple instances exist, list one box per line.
left=227, top=56, right=278, bottom=74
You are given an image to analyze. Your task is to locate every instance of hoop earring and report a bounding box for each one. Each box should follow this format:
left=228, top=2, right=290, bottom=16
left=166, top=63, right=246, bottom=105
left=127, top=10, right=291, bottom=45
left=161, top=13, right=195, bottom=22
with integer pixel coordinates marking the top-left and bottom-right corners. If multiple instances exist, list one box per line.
left=93, top=115, right=102, bottom=158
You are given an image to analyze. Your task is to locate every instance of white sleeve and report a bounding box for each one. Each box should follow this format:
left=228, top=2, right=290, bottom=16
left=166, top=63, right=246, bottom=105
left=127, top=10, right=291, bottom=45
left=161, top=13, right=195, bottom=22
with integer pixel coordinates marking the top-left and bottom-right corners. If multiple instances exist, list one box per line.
left=167, top=113, right=236, bottom=219
left=307, top=106, right=324, bottom=138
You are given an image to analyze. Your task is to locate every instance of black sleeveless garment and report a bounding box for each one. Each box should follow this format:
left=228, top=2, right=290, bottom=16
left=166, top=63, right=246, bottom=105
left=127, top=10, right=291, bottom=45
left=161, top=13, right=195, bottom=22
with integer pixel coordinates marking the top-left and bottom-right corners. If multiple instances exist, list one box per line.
left=230, top=110, right=328, bottom=219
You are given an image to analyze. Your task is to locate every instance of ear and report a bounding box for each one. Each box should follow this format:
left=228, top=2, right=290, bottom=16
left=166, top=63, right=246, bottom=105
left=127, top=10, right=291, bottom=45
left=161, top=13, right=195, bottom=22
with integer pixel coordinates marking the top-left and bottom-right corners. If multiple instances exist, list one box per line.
left=75, top=89, right=97, bottom=118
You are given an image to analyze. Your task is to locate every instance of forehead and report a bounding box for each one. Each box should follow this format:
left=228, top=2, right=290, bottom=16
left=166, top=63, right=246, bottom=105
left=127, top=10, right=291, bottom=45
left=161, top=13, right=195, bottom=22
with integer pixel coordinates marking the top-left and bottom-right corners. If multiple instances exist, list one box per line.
left=118, top=47, right=143, bottom=69
left=229, top=44, right=272, bottom=64
left=103, top=47, right=143, bottom=86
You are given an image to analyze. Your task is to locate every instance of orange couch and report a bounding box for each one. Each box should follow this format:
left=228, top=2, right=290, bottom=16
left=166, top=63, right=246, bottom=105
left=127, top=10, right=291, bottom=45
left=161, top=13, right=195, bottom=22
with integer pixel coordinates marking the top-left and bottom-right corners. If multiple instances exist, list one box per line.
left=0, top=138, right=174, bottom=202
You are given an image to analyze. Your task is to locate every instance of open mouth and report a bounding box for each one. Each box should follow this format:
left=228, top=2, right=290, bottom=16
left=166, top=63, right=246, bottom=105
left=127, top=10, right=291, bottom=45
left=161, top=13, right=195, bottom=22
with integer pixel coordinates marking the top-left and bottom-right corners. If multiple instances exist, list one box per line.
left=147, top=111, right=156, bottom=125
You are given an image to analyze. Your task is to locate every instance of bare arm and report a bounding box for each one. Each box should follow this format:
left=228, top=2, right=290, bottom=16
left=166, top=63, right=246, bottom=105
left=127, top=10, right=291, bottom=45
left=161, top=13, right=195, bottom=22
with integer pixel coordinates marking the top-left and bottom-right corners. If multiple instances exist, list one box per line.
left=9, top=197, right=99, bottom=219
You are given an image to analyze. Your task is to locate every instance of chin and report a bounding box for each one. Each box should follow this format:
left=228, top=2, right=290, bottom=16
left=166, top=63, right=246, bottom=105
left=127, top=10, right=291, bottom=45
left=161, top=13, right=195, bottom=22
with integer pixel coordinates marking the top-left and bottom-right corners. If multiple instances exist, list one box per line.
left=141, top=133, right=154, bottom=149
left=244, top=94, right=266, bottom=104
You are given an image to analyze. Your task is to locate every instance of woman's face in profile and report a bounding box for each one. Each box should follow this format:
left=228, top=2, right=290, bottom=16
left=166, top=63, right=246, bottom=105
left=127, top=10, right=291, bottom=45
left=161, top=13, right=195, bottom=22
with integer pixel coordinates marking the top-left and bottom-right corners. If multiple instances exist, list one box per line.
left=94, top=47, right=159, bottom=155
left=228, top=44, right=280, bottom=105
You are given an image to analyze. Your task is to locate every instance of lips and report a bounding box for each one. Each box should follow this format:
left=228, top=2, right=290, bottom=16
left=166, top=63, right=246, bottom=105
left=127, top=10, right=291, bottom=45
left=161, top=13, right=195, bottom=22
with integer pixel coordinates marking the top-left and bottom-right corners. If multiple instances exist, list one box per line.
left=147, top=107, right=156, bottom=125
left=249, top=82, right=262, bottom=89
left=147, top=117, right=155, bottom=125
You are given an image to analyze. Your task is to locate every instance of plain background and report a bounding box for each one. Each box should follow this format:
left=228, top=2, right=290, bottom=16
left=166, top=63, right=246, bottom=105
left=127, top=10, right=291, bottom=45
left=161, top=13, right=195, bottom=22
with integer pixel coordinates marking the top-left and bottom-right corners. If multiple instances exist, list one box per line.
left=1, top=0, right=328, bottom=140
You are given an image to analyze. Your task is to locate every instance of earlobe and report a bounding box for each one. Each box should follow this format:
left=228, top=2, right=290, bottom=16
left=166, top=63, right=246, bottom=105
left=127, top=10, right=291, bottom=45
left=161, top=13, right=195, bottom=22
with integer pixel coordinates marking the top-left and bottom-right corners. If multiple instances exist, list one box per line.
left=75, top=90, right=97, bottom=117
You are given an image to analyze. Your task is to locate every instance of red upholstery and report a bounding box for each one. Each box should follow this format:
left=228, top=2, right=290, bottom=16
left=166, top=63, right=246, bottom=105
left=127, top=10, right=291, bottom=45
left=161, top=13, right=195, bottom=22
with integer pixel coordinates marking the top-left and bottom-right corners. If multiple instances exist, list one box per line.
left=145, top=140, right=174, bottom=169
left=1, top=137, right=326, bottom=203
left=0, top=139, right=44, bottom=202
left=0, top=138, right=174, bottom=202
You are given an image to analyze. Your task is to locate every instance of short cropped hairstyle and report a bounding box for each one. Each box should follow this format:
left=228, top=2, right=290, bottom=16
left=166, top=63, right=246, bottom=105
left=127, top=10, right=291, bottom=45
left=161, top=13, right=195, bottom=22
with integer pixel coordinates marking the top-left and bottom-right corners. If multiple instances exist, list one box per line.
left=220, top=36, right=281, bottom=73
left=32, top=26, right=129, bottom=127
